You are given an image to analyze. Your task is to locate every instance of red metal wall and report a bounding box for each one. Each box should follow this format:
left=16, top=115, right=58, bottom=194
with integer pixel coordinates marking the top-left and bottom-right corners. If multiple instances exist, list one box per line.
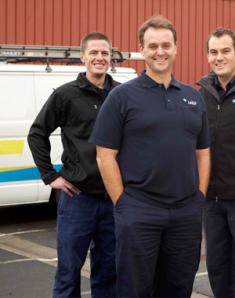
left=1, top=0, right=235, bottom=85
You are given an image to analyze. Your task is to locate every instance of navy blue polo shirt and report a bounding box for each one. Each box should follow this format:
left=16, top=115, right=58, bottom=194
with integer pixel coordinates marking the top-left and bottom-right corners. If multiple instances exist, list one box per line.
left=90, top=72, right=210, bottom=206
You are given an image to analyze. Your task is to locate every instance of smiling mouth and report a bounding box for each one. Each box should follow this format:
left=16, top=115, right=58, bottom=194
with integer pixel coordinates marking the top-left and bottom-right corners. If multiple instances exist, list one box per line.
left=215, top=63, right=225, bottom=68
left=154, top=56, right=167, bottom=62
left=155, top=59, right=167, bottom=63
left=93, top=64, right=106, bottom=68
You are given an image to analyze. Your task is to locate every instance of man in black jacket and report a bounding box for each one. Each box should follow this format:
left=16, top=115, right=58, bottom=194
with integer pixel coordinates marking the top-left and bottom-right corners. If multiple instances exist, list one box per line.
left=28, top=32, right=119, bottom=298
left=198, top=28, right=235, bottom=297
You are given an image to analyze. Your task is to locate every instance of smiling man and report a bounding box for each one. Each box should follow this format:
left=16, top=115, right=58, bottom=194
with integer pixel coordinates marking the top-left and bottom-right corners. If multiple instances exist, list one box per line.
left=198, top=28, right=235, bottom=298
left=28, top=32, right=119, bottom=298
left=90, top=15, right=211, bottom=297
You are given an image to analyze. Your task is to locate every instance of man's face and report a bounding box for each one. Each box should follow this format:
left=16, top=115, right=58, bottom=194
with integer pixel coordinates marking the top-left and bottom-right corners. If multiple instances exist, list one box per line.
left=140, top=27, right=177, bottom=77
left=80, top=39, right=111, bottom=77
left=208, top=34, right=235, bottom=81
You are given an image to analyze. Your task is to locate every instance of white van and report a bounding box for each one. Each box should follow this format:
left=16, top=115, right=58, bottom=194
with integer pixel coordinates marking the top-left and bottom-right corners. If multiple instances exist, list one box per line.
left=0, top=62, right=138, bottom=206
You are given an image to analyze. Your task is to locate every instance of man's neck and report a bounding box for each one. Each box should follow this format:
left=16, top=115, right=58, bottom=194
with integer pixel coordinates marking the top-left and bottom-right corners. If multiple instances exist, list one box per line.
left=146, top=69, right=172, bottom=89
left=218, top=72, right=235, bottom=90
left=86, top=73, right=106, bottom=89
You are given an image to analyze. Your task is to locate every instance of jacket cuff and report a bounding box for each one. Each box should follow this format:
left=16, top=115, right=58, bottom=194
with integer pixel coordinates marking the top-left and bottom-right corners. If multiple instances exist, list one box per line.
left=43, top=172, right=61, bottom=185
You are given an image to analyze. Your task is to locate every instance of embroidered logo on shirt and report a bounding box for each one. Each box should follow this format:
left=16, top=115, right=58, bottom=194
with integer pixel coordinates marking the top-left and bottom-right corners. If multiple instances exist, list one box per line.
left=182, top=98, right=197, bottom=106
left=232, top=99, right=235, bottom=104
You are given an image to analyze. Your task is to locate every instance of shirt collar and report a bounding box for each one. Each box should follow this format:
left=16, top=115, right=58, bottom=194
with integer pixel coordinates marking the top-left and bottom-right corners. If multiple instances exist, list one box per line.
left=139, top=70, right=181, bottom=89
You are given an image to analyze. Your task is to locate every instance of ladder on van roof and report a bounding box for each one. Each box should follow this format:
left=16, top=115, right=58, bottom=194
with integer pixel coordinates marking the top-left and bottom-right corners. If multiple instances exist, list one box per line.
left=0, top=44, right=143, bottom=64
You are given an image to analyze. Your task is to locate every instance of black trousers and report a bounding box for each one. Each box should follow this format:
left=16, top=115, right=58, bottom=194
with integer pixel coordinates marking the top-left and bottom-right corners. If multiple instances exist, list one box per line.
left=114, top=191, right=204, bottom=298
left=204, top=199, right=235, bottom=298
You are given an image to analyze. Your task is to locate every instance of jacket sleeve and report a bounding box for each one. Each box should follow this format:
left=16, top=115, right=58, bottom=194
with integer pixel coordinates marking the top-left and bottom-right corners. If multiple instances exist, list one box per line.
left=27, top=91, right=62, bottom=185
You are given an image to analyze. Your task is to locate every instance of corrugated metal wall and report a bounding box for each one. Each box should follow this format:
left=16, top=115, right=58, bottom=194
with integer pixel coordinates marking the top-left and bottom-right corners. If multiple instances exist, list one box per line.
left=0, top=0, right=235, bottom=85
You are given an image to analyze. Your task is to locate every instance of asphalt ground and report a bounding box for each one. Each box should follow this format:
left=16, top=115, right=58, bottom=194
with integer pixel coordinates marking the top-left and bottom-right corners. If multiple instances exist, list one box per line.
left=0, top=204, right=213, bottom=298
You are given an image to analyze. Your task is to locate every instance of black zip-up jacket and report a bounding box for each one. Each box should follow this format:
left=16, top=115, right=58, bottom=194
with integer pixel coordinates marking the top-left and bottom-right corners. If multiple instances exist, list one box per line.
left=28, top=73, right=119, bottom=195
left=198, top=72, right=235, bottom=200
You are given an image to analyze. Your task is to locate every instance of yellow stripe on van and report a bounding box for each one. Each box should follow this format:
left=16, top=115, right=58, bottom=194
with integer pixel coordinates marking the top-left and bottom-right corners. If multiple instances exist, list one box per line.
left=0, top=166, right=30, bottom=172
left=0, top=140, right=24, bottom=155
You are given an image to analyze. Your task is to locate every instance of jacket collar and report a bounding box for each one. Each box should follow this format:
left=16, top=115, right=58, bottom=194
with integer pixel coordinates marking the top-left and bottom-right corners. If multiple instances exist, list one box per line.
left=76, top=72, right=119, bottom=90
left=198, top=72, right=235, bottom=101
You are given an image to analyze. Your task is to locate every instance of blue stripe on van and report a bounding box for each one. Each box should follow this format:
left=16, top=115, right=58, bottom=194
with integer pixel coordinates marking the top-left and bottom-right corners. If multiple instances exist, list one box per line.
left=0, top=164, right=62, bottom=183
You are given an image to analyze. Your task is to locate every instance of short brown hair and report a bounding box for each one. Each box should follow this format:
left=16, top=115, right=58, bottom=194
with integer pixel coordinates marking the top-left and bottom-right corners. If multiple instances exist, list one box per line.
left=207, top=27, right=235, bottom=52
left=80, top=32, right=112, bottom=52
left=138, top=15, right=177, bottom=46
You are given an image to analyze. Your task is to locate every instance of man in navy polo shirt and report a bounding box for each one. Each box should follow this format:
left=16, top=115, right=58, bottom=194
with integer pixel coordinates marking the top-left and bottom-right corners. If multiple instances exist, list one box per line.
left=90, top=15, right=211, bottom=297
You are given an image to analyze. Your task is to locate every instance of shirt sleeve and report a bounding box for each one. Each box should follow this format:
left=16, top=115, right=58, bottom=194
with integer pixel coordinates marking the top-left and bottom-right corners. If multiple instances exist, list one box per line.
left=89, top=88, right=124, bottom=150
left=196, top=94, right=211, bottom=149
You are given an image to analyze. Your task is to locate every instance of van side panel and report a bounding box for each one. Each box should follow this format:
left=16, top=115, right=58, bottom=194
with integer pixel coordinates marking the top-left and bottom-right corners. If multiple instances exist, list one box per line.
left=0, top=65, right=137, bottom=206
left=0, top=72, right=39, bottom=205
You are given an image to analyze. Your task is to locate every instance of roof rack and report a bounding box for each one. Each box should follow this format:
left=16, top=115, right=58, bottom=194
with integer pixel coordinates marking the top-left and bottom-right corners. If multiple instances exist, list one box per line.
left=0, top=44, right=143, bottom=64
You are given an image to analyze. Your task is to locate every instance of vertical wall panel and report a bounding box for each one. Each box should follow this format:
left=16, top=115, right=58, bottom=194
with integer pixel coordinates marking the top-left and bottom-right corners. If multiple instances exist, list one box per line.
left=62, top=0, right=72, bottom=45
left=202, top=0, right=211, bottom=75
left=160, top=0, right=168, bottom=17
left=71, top=0, right=80, bottom=45
left=105, top=0, right=114, bottom=40
left=53, top=0, right=62, bottom=45
left=0, top=0, right=6, bottom=42
left=25, top=0, right=35, bottom=44
left=145, top=0, right=153, bottom=19
left=6, top=0, right=16, bottom=43
left=113, top=0, right=121, bottom=48
left=96, top=0, right=105, bottom=33
left=121, top=0, right=130, bottom=51
left=181, top=0, right=189, bottom=83
left=88, top=0, right=97, bottom=32
left=44, top=0, right=53, bottom=45
left=217, top=0, right=223, bottom=25
left=35, top=0, right=44, bottom=44
left=1, top=0, right=235, bottom=85
left=173, top=0, right=182, bottom=79
left=167, top=0, right=175, bottom=22
left=153, top=0, right=161, bottom=13
left=16, top=0, right=26, bottom=43
left=79, top=0, right=88, bottom=37
left=195, top=0, right=204, bottom=81
left=188, top=0, right=196, bottom=85
left=231, top=1, right=235, bottom=29
left=223, top=1, right=230, bottom=28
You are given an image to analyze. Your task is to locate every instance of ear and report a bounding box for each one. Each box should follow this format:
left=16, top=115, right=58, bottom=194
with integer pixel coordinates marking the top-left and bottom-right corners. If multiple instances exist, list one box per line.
left=139, top=43, right=145, bottom=58
left=207, top=52, right=210, bottom=63
left=80, top=52, right=85, bottom=64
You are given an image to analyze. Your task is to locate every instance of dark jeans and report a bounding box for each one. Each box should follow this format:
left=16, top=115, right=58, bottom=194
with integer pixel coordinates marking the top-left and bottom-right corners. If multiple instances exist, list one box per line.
left=53, top=192, right=116, bottom=298
left=114, top=191, right=204, bottom=298
left=204, top=199, right=235, bottom=298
